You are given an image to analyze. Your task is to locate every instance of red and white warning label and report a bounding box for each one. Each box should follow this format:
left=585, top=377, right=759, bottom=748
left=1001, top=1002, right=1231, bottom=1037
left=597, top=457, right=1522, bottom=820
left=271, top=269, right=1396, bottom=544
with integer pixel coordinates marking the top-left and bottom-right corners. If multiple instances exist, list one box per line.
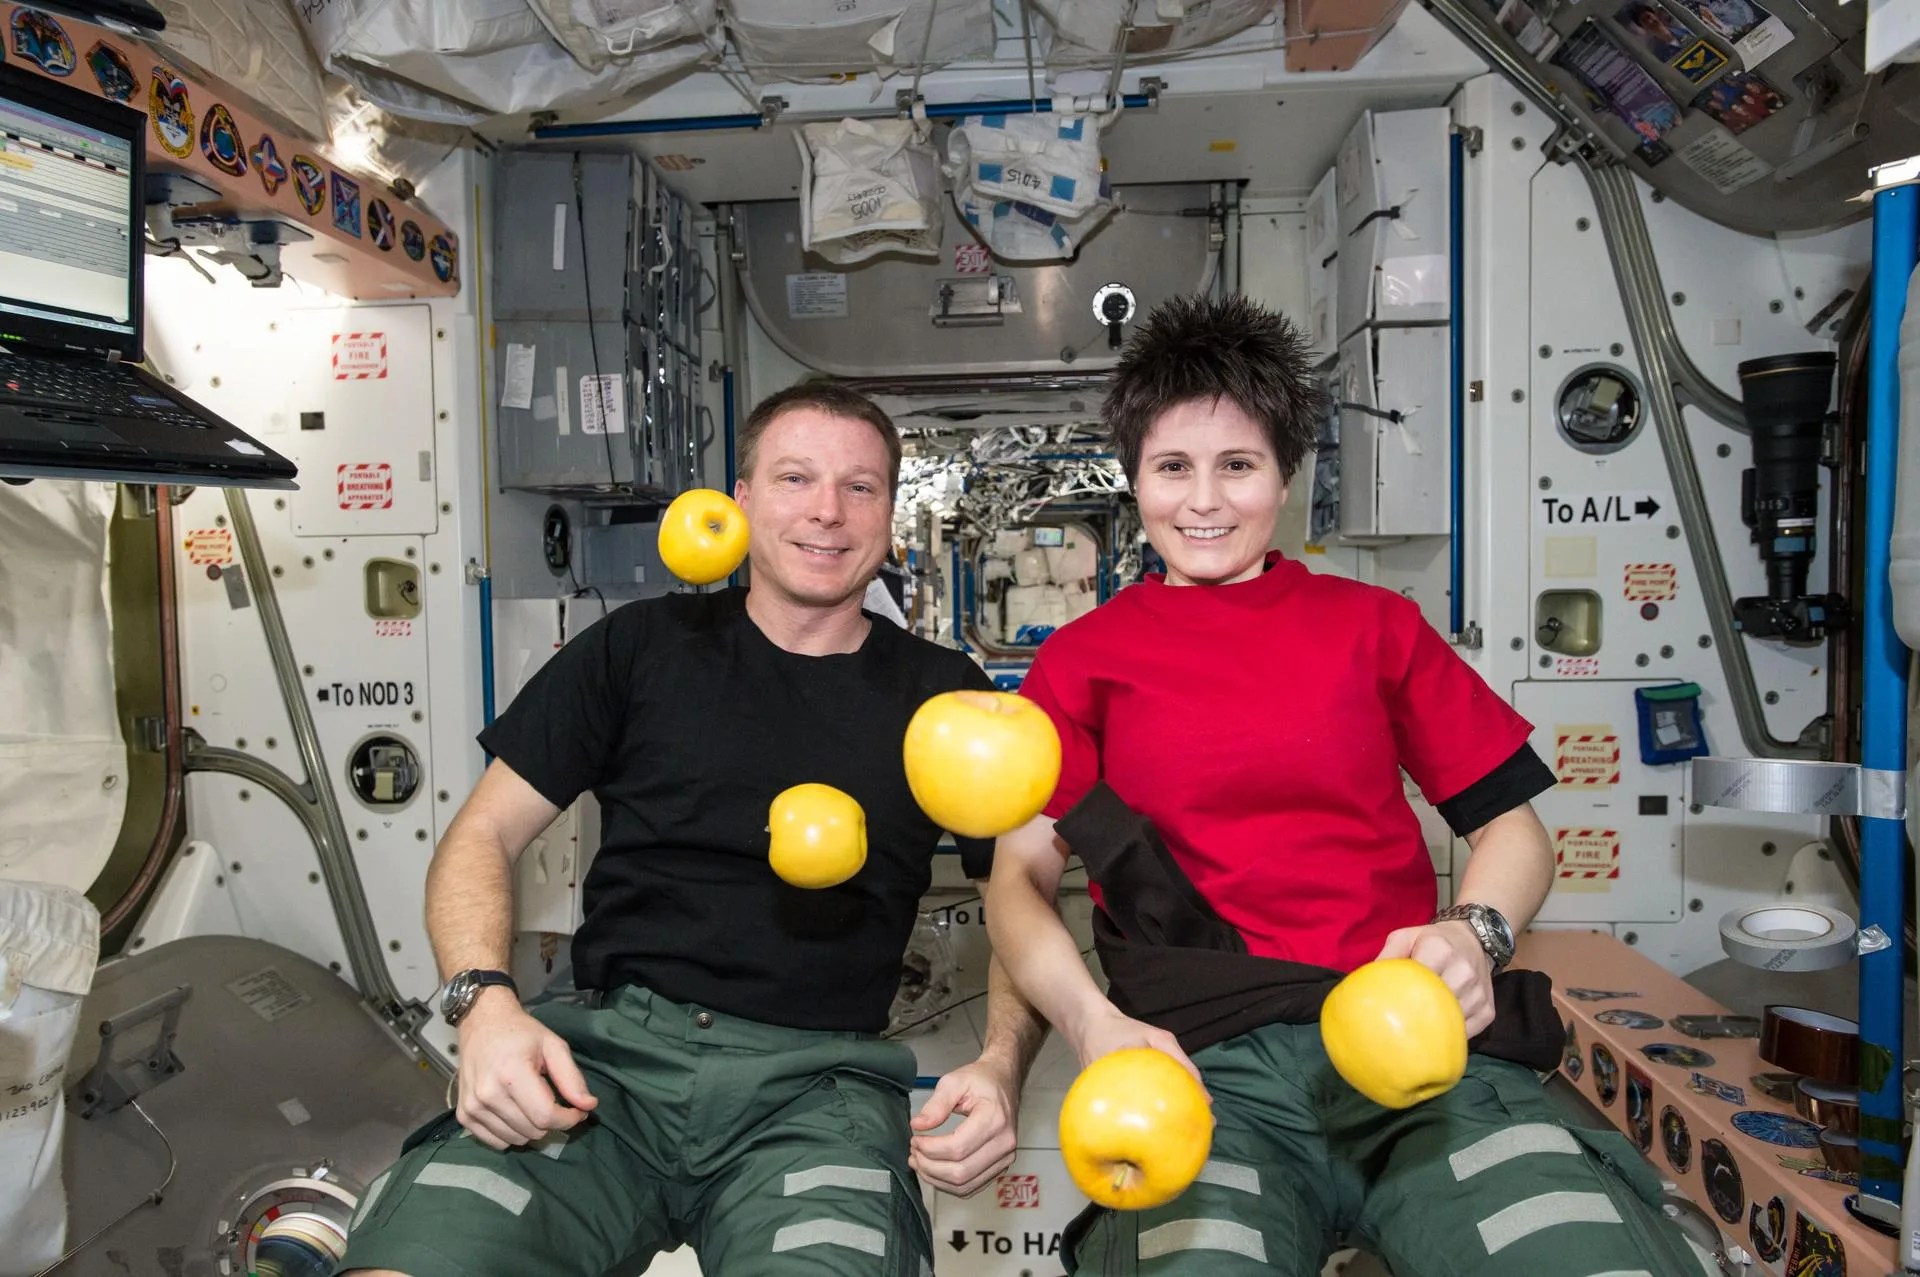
left=337, top=462, right=394, bottom=510
left=996, top=1174, right=1041, bottom=1208
left=1623, top=562, right=1677, bottom=601
left=373, top=619, right=413, bottom=638
left=1555, top=656, right=1601, bottom=678
left=1555, top=728, right=1621, bottom=788
left=332, top=331, right=388, bottom=380
left=1554, top=828, right=1621, bottom=890
left=954, top=243, right=991, bottom=276
left=184, top=527, right=233, bottom=565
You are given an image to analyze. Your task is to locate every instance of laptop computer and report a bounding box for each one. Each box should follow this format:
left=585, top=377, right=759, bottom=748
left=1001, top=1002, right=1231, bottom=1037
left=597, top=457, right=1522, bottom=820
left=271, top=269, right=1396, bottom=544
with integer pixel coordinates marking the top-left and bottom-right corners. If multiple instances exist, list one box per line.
left=0, top=60, right=297, bottom=489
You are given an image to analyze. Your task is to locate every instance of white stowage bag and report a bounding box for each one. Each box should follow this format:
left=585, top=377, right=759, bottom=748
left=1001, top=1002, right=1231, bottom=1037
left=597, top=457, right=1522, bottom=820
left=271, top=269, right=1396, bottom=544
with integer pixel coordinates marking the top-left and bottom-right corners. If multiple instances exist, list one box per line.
left=946, top=111, right=1114, bottom=260
left=0, top=883, right=100, bottom=1277
left=796, top=118, right=944, bottom=265
left=296, top=0, right=717, bottom=125
left=524, top=0, right=717, bottom=71
left=0, top=480, right=125, bottom=896
left=725, top=0, right=995, bottom=83
left=150, top=0, right=331, bottom=139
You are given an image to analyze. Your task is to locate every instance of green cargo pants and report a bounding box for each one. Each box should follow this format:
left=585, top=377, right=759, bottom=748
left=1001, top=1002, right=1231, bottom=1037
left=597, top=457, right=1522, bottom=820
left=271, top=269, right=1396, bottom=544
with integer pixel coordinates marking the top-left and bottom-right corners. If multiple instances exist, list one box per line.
left=1066, top=1021, right=1711, bottom=1277
left=334, top=985, right=931, bottom=1277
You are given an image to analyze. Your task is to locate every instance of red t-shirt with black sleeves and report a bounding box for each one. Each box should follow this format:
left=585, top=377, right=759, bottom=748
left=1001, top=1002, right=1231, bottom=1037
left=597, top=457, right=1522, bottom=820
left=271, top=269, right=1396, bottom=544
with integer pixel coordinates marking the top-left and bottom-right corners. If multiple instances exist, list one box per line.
left=1020, top=550, right=1538, bottom=974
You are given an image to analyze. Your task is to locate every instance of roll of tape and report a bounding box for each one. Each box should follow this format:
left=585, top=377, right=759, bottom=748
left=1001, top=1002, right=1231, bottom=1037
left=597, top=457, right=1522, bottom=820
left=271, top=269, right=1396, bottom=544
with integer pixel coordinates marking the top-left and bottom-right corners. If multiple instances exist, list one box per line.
left=1762, top=1005, right=1860, bottom=1085
left=1818, top=1126, right=1861, bottom=1174
left=1794, top=1078, right=1860, bottom=1136
left=1718, top=904, right=1857, bottom=972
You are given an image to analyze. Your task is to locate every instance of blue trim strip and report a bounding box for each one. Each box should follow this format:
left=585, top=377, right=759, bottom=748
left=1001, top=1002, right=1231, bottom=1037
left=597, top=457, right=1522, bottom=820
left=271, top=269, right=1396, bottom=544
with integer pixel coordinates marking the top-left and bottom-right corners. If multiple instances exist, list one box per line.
left=1448, top=130, right=1466, bottom=639
left=479, top=573, right=496, bottom=732
left=1857, top=182, right=1917, bottom=1205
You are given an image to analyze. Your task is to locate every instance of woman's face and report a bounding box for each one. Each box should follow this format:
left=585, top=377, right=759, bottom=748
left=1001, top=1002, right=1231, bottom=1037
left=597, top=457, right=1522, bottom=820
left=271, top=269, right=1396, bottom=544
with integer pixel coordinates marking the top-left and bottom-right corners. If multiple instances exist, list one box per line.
left=1131, top=398, right=1287, bottom=587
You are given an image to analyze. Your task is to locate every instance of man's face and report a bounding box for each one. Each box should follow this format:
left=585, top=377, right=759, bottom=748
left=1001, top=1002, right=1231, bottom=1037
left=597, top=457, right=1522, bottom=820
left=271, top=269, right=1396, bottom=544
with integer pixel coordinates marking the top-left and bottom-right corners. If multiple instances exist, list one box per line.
left=735, top=408, right=893, bottom=610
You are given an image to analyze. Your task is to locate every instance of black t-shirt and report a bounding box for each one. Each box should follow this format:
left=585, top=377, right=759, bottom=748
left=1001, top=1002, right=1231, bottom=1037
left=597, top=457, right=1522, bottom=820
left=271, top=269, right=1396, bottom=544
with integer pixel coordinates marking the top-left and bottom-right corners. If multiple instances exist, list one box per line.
left=477, top=587, right=995, bottom=1032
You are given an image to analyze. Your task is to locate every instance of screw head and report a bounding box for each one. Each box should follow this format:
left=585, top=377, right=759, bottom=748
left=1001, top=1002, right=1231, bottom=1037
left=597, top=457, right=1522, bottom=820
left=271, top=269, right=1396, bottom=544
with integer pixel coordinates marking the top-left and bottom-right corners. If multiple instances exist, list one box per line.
left=239, top=789, right=250, bottom=801
left=309, top=872, right=320, bottom=884
left=437, top=789, right=451, bottom=802
left=1765, top=690, right=1780, bottom=704
left=1539, top=345, right=1553, bottom=359
left=440, top=502, right=452, bottom=514
left=1511, top=102, right=1526, bottom=115
left=389, top=940, right=401, bottom=952
left=274, top=498, right=286, bottom=510
left=1511, top=137, right=1525, bottom=150
left=1689, top=899, right=1703, bottom=912
left=1636, top=654, right=1650, bottom=667
left=1667, top=525, right=1680, bottom=540
left=1623, top=931, right=1639, bottom=944
left=1538, top=476, right=1553, bottom=490
left=1660, top=645, right=1674, bottom=658
left=356, top=829, right=368, bottom=841
left=1769, top=300, right=1783, bottom=313
left=1690, top=803, right=1703, bottom=815
left=416, top=829, right=429, bottom=842
left=1671, top=291, right=1686, bottom=305
left=303, top=664, right=315, bottom=676
left=1538, top=654, right=1552, bottom=668
left=1698, top=635, right=1712, bottom=648
left=1576, top=217, right=1591, bottom=232
left=1762, top=841, right=1777, bottom=855
left=1512, top=389, right=1526, bottom=403
left=1717, top=443, right=1732, bottom=458
left=1510, top=637, right=1524, bottom=650
left=1609, top=343, right=1624, bottom=356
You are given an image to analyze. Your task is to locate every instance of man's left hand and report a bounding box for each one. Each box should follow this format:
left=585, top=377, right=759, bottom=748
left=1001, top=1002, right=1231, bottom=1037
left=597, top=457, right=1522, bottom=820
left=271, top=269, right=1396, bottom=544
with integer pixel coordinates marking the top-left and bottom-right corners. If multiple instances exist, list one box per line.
left=907, top=1057, right=1020, bottom=1197
left=1374, top=922, right=1495, bottom=1036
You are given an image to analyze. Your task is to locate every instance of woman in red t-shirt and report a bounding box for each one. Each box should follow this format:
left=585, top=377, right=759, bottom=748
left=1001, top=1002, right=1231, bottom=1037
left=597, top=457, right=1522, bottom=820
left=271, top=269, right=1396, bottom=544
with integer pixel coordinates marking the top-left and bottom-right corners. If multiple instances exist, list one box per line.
left=985, top=294, right=1706, bottom=1276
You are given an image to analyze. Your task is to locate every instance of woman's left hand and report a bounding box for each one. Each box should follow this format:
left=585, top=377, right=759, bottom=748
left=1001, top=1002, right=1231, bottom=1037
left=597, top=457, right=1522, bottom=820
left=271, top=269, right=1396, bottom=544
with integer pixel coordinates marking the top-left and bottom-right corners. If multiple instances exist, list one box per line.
left=1373, top=922, right=1495, bottom=1036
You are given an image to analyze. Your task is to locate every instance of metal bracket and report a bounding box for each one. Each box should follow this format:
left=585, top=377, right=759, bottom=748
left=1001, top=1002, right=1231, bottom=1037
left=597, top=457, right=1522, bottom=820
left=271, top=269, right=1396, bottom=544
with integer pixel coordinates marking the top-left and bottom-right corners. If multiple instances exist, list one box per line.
left=1867, top=153, right=1920, bottom=194
left=1452, top=622, right=1484, bottom=650
left=1690, top=756, right=1908, bottom=821
left=1455, top=125, right=1484, bottom=157
left=759, top=97, right=788, bottom=125
left=71, top=985, right=191, bottom=1120
left=463, top=560, right=489, bottom=586
left=1137, top=77, right=1164, bottom=107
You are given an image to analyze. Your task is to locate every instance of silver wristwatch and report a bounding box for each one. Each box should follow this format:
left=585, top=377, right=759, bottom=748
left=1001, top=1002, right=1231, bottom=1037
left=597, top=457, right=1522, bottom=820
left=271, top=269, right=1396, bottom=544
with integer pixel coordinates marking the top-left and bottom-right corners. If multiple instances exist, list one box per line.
left=441, top=969, right=516, bottom=1027
left=1432, top=904, right=1516, bottom=973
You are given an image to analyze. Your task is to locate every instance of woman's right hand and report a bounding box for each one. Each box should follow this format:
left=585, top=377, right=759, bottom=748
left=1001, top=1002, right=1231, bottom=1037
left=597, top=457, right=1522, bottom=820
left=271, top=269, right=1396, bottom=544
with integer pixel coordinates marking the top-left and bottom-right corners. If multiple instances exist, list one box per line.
left=454, top=992, right=599, bottom=1150
left=1069, top=1005, right=1209, bottom=1097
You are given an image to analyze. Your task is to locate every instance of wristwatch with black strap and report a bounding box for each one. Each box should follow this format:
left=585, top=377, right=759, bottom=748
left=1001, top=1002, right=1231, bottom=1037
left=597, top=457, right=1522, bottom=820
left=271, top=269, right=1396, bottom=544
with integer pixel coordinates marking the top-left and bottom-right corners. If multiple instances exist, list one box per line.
left=440, top=968, right=517, bottom=1027
left=1431, top=903, right=1516, bottom=974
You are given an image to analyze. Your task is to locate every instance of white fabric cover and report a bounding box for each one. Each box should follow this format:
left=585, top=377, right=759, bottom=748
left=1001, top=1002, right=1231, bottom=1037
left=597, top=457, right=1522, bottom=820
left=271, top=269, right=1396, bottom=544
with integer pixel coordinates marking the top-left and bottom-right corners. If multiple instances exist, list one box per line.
left=797, top=118, right=943, bottom=264
left=0, top=482, right=125, bottom=896
left=946, top=111, right=1113, bottom=260
left=0, top=882, right=100, bottom=1277
left=150, top=0, right=331, bottom=140
left=297, top=0, right=714, bottom=125
left=1036, top=0, right=1276, bottom=57
left=527, top=0, right=717, bottom=72
left=725, top=0, right=995, bottom=83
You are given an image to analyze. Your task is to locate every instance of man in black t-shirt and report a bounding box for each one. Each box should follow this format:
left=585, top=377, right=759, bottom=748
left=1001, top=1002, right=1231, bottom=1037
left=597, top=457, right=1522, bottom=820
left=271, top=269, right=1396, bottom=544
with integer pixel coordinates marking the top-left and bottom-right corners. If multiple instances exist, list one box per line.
left=338, top=385, right=1047, bottom=1277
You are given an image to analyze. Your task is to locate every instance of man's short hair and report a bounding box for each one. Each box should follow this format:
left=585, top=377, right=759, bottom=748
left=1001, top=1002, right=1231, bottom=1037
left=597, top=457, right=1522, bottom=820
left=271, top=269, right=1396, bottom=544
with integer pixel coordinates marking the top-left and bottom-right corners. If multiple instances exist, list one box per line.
left=736, top=382, right=903, bottom=494
left=1103, top=294, right=1326, bottom=483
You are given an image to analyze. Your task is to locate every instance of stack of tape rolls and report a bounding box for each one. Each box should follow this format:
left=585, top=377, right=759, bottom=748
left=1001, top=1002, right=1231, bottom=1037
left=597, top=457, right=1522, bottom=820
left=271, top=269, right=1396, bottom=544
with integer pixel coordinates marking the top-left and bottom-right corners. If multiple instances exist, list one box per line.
left=1717, top=903, right=1857, bottom=972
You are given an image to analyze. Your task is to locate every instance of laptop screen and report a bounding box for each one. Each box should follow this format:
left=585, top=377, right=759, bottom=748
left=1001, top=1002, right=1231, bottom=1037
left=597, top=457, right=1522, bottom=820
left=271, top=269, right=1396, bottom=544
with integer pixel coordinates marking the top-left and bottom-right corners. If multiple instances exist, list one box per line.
left=0, top=73, right=138, bottom=348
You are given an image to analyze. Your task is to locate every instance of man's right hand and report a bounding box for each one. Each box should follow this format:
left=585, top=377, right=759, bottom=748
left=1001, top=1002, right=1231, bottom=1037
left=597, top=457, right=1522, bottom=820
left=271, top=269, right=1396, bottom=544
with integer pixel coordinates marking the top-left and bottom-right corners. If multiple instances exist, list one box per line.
left=454, top=989, right=599, bottom=1150
left=1069, top=1005, right=1209, bottom=1098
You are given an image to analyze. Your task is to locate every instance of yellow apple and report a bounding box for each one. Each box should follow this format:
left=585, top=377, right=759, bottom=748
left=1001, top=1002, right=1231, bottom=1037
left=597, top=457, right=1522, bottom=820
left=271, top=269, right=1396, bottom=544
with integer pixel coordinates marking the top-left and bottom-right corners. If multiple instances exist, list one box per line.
left=768, top=783, right=867, bottom=889
left=1059, top=1047, right=1213, bottom=1211
left=1320, top=958, right=1468, bottom=1109
left=902, top=690, right=1061, bottom=838
left=658, top=488, right=749, bottom=586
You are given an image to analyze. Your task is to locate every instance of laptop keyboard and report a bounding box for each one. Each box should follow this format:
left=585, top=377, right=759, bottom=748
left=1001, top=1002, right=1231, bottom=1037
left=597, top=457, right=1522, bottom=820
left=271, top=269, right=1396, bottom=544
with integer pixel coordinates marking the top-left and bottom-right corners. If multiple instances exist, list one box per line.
left=0, top=353, right=209, bottom=429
